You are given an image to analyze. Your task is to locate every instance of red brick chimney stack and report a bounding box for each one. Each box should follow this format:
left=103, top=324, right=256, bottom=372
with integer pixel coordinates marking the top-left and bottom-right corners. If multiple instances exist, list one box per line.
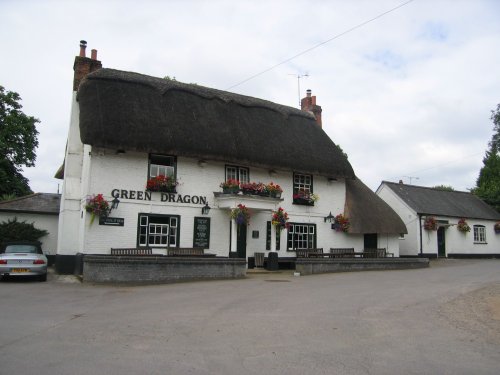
left=301, top=89, right=323, bottom=127
left=73, top=40, right=102, bottom=91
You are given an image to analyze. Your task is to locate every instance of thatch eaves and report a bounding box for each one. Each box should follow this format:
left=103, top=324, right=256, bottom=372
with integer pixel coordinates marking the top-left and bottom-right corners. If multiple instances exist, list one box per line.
left=345, top=178, right=407, bottom=234
left=77, top=69, right=355, bottom=179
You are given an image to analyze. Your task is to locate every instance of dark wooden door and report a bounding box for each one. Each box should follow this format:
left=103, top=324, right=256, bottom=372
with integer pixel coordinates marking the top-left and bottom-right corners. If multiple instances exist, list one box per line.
left=364, top=233, right=378, bottom=249
left=236, top=224, right=247, bottom=259
left=437, top=227, right=446, bottom=257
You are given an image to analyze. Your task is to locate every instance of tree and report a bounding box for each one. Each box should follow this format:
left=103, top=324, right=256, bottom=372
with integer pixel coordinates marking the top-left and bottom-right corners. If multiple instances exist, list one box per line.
left=433, top=185, right=455, bottom=191
left=472, top=104, right=500, bottom=212
left=0, top=85, right=40, bottom=198
left=0, top=217, right=48, bottom=242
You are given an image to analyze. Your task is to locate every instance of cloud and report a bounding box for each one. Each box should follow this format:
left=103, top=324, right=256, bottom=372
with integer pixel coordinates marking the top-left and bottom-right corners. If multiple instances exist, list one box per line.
left=0, top=0, right=499, bottom=195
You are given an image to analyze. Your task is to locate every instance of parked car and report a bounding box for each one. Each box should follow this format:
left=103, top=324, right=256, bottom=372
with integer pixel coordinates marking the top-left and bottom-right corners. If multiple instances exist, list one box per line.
left=0, top=242, right=48, bottom=282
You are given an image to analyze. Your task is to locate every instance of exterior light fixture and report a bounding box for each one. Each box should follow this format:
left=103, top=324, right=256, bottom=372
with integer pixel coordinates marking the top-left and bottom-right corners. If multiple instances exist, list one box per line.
left=324, top=212, right=334, bottom=223
left=201, top=203, right=211, bottom=215
left=111, top=197, right=120, bottom=211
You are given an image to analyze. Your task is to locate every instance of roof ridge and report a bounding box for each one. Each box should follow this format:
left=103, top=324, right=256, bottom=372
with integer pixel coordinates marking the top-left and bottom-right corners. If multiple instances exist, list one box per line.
left=383, top=180, right=471, bottom=194
left=0, top=193, right=40, bottom=205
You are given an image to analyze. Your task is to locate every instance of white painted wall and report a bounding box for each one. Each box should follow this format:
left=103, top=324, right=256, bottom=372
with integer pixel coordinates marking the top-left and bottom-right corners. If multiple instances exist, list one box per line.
left=0, top=212, right=59, bottom=255
left=376, top=184, right=420, bottom=256
left=66, top=147, right=401, bottom=257
left=57, top=93, right=84, bottom=255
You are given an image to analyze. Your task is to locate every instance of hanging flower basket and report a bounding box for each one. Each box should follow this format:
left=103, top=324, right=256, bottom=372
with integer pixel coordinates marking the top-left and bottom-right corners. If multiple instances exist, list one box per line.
left=334, top=213, right=350, bottom=233
left=494, top=222, right=500, bottom=234
left=231, top=204, right=251, bottom=225
left=146, top=175, right=178, bottom=192
left=271, top=207, right=290, bottom=231
left=85, top=194, right=111, bottom=225
left=220, top=179, right=240, bottom=194
left=424, top=216, right=437, bottom=231
left=457, top=218, right=471, bottom=233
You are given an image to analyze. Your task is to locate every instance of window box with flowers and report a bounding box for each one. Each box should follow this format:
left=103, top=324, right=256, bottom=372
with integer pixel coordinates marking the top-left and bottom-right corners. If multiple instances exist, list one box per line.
left=266, top=182, right=283, bottom=198
left=332, top=213, right=350, bottom=233
left=293, top=189, right=319, bottom=206
left=146, top=175, right=179, bottom=193
left=272, top=207, right=290, bottom=231
left=240, top=182, right=264, bottom=196
left=457, top=218, right=471, bottom=233
left=85, top=194, right=111, bottom=225
left=220, top=179, right=240, bottom=194
left=423, top=216, right=437, bottom=231
left=231, top=204, right=251, bottom=225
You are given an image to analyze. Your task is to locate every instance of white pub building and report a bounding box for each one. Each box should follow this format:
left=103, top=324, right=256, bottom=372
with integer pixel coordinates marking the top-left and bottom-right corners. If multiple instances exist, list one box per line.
left=54, top=41, right=406, bottom=273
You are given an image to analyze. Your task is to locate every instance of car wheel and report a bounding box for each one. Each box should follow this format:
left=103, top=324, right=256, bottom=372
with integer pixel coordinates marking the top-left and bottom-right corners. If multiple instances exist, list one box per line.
left=39, top=274, right=47, bottom=282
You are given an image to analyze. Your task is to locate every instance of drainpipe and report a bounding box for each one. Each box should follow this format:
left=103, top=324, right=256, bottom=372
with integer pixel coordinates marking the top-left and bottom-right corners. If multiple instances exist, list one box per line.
left=418, top=214, right=423, bottom=257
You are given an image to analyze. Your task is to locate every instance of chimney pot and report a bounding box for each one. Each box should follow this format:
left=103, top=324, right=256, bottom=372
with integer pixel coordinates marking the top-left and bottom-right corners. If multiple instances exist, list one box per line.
left=91, top=49, right=97, bottom=60
left=306, top=89, right=312, bottom=97
left=79, top=40, right=87, bottom=57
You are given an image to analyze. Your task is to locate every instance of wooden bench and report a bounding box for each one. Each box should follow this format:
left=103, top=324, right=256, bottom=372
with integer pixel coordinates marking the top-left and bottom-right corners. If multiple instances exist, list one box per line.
left=167, top=247, right=205, bottom=256
left=329, top=248, right=355, bottom=258
left=363, top=248, right=392, bottom=258
left=111, top=248, right=152, bottom=255
left=296, top=248, right=324, bottom=258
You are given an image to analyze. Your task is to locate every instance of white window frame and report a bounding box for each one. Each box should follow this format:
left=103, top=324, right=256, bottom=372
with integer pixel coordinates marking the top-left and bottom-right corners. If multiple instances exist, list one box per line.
left=149, top=154, right=176, bottom=179
left=473, top=225, right=486, bottom=244
left=138, top=214, right=179, bottom=248
left=225, top=165, right=249, bottom=184
left=293, top=173, right=313, bottom=194
left=287, top=223, right=316, bottom=250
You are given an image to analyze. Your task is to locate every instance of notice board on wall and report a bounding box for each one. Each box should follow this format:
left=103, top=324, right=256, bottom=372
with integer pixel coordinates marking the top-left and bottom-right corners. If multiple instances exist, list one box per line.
left=193, top=217, right=210, bottom=248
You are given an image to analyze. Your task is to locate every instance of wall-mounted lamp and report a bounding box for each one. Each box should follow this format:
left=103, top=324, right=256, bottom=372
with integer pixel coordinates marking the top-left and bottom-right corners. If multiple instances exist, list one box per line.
left=201, top=203, right=211, bottom=215
left=116, top=149, right=126, bottom=155
left=324, top=212, right=335, bottom=223
left=198, top=160, right=207, bottom=167
left=111, top=197, right=120, bottom=211
left=269, top=169, right=278, bottom=177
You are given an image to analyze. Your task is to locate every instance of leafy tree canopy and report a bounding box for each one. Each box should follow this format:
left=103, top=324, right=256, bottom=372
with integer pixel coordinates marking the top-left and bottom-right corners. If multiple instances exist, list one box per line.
left=0, top=85, right=40, bottom=198
left=472, top=104, right=500, bottom=212
left=0, top=217, right=48, bottom=243
left=433, top=185, right=455, bottom=191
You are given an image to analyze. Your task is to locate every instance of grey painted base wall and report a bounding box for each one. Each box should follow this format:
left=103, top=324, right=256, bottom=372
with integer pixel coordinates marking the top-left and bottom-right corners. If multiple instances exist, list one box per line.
left=296, top=258, right=429, bottom=275
left=83, top=255, right=247, bottom=284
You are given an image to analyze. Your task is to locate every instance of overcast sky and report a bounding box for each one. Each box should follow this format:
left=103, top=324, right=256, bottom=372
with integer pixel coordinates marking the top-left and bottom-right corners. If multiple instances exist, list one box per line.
left=1, top=0, right=499, bottom=193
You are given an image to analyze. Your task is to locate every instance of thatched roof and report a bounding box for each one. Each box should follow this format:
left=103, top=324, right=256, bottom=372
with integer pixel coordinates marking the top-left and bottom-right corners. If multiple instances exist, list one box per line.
left=345, top=178, right=407, bottom=234
left=382, top=181, right=500, bottom=220
left=0, top=193, right=61, bottom=215
left=77, top=69, right=355, bottom=179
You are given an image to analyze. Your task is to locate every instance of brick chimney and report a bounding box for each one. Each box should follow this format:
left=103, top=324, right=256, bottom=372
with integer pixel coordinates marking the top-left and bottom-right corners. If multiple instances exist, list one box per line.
left=73, top=40, right=102, bottom=91
left=301, top=89, right=322, bottom=127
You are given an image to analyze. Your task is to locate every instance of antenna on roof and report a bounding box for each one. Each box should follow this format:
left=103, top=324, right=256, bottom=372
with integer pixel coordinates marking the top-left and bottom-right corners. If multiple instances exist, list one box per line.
left=403, top=176, right=419, bottom=184
left=289, top=73, right=309, bottom=108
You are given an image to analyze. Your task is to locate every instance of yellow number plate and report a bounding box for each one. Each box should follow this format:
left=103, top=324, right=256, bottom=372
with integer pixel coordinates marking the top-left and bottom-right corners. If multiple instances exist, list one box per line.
left=12, top=268, right=29, bottom=273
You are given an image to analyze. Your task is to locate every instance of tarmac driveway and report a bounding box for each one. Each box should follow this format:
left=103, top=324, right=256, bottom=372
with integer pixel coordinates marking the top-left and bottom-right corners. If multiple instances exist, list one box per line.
left=1, top=259, right=499, bottom=375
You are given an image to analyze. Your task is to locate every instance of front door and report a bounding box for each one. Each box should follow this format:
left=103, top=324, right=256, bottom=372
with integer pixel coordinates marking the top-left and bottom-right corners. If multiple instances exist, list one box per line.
left=437, top=227, right=446, bottom=257
left=236, top=224, right=247, bottom=259
left=364, top=233, right=378, bottom=249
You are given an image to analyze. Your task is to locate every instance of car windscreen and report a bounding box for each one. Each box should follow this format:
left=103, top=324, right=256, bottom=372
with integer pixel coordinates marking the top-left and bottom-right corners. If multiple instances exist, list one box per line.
left=4, top=245, right=40, bottom=254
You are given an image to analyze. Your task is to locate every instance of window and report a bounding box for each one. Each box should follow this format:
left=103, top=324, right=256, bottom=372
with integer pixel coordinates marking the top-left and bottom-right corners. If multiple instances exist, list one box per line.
left=225, top=165, right=249, bottom=184
left=473, top=225, right=486, bottom=243
left=138, top=214, right=180, bottom=247
left=266, top=221, right=281, bottom=250
left=287, top=223, right=316, bottom=250
left=293, top=173, right=314, bottom=205
left=149, top=154, right=176, bottom=179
